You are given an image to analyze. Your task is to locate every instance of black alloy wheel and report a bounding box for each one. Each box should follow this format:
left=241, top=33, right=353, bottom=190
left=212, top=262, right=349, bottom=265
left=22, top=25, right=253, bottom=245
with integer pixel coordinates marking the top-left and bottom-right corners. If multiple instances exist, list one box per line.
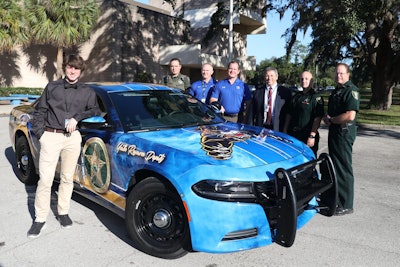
left=15, top=136, right=38, bottom=185
left=125, top=177, right=191, bottom=259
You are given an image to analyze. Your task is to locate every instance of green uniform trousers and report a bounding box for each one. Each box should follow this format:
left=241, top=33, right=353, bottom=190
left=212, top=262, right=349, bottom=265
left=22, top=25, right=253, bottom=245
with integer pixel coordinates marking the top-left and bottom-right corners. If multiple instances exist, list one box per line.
left=328, top=125, right=355, bottom=209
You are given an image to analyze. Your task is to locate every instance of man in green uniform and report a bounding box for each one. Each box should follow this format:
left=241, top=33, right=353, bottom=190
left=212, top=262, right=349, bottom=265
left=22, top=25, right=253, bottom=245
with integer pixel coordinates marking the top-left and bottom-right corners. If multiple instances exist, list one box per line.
left=163, top=58, right=191, bottom=92
left=283, top=71, right=324, bottom=156
left=323, top=63, right=360, bottom=216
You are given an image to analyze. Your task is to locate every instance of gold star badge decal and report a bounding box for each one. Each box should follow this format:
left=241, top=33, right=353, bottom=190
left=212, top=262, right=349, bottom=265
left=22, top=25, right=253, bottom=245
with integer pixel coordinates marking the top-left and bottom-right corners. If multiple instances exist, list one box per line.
left=83, top=137, right=110, bottom=193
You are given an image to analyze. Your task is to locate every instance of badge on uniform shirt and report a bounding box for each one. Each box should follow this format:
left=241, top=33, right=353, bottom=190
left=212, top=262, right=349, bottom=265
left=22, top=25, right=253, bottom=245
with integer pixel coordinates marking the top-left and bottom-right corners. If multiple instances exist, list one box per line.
left=352, top=91, right=359, bottom=100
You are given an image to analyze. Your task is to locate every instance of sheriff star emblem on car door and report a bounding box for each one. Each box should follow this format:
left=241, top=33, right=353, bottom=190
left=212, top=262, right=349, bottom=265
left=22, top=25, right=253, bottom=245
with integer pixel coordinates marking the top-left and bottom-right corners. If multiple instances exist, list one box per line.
left=83, top=137, right=111, bottom=193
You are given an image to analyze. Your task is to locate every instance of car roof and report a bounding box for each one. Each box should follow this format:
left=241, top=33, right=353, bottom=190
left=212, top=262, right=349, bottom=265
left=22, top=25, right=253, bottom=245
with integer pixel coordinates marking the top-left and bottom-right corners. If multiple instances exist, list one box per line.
left=87, top=82, right=179, bottom=93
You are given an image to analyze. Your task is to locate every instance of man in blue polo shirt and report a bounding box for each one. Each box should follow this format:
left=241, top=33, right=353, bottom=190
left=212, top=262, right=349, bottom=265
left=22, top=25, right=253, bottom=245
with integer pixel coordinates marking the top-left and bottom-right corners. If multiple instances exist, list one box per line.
left=210, top=60, right=252, bottom=123
left=189, top=63, right=216, bottom=104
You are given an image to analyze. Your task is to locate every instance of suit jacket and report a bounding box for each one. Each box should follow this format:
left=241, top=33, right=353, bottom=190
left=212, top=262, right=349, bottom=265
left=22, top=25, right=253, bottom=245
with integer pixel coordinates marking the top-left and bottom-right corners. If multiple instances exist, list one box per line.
left=251, top=85, right=292, bottom=131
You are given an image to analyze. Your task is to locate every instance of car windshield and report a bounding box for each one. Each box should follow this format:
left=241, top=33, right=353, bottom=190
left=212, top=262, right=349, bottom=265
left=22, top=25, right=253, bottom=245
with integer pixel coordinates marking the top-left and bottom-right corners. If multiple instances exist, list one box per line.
left=109, top=90, right=225, bottom=132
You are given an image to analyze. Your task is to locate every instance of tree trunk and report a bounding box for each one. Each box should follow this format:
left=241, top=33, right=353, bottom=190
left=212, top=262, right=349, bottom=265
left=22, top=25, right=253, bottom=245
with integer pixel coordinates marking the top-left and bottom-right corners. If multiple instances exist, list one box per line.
left=56, top=47, right=64, bottom=79
left=368, top=18, right=395, bottom=111
left=370, top=68, right=393, bottom=110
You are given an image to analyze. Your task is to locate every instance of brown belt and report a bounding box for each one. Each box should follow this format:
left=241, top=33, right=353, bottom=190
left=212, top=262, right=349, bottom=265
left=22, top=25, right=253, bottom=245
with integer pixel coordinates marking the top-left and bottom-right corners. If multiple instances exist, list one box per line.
left=45, top=127, right=65, bottom=133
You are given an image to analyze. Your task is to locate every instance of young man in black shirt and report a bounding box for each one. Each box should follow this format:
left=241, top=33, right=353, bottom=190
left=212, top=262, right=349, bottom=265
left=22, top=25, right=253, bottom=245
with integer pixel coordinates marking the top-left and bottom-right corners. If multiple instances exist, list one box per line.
left=29, top=54, right=100, bottom=237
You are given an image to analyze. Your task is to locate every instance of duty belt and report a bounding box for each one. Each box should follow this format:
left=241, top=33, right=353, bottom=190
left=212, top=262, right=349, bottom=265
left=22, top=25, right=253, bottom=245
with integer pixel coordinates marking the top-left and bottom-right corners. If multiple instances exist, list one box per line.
left=224, top=113, right=238, bottom=117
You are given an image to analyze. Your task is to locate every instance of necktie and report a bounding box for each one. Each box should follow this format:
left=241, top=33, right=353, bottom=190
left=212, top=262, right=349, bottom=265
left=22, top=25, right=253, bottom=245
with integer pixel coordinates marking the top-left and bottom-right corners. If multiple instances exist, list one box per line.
left=266, top=87, right=273, bottom=125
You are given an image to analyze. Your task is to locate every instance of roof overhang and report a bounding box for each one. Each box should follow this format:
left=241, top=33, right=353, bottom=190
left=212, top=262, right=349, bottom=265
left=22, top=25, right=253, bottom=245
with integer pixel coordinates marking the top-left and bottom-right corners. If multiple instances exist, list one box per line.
left=222, top=8, right=266, bottom=35
left=159, top=44, right=256, bottom=71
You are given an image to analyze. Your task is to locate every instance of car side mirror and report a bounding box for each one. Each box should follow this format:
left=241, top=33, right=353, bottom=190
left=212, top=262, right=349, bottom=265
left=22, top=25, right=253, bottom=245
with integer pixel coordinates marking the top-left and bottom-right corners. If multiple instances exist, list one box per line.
left=82, top=116, right=106, bottom=123
left=80, top=116, right=109, bottom=129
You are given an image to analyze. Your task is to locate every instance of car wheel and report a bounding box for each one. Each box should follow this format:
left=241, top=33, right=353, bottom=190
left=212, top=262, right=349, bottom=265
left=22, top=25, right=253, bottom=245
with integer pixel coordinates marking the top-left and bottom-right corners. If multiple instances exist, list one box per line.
left=15, top=136, right=38, bottom=185
left=125, top=177, right=191, bottom=259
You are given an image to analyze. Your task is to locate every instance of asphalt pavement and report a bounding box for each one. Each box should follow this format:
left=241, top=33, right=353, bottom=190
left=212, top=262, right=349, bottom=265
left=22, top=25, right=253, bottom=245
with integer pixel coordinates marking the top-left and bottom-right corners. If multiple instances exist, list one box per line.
left=1, top=105, right=400, bottom=267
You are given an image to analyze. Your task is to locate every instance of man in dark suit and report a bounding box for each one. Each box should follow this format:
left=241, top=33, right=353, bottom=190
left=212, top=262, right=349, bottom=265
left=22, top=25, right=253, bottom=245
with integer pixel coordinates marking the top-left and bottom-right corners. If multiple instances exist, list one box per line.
left=251, top=67, right=292, bottom=131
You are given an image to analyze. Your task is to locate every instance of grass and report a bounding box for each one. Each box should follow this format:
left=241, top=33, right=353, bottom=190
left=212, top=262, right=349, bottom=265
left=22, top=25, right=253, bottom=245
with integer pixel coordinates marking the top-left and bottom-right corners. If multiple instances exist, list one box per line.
left=360, top=88, right=400, bottom=126
left=321, top=87, right=400, bottom=127
left=358, top=106, right=400, bottom=126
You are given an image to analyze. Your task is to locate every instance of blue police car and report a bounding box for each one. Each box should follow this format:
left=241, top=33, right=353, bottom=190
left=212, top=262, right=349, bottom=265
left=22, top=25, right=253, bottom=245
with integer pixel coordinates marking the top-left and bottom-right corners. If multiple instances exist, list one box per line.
left=9, top=82, right=337, bottom=259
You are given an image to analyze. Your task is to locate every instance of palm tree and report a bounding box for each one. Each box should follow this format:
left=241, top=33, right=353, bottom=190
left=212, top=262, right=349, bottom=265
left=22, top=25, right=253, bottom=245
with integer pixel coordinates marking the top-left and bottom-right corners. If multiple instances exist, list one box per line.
left=0, top=1, right=28, bottom=53
left=25, top=0, right=99, bottom=78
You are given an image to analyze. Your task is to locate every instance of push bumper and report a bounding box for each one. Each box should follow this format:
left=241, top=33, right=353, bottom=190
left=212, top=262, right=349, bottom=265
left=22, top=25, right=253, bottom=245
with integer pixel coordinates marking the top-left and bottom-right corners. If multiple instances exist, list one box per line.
left=257, top=153, right=337, bottom=247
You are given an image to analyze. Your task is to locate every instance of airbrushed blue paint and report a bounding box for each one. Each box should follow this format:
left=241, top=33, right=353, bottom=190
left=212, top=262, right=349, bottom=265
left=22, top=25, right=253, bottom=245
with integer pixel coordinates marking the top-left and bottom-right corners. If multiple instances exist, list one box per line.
left=104, top=124, right=311, bottom=191
left=93, top=82, right=175, bottom=92
left=99, top=121, right=318, bottom=252
left=12, top=82, right=323, bottom=254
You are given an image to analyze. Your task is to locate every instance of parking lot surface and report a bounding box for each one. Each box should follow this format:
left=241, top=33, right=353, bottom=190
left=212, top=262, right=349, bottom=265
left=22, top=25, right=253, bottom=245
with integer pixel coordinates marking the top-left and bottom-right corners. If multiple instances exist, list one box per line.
left=1, top=111, right=400, bottom=267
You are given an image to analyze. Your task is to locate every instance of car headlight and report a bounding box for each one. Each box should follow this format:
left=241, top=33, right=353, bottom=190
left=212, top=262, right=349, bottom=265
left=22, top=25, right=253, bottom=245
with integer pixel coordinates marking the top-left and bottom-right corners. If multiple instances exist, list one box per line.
left=192, top=180, right=257, bottom=202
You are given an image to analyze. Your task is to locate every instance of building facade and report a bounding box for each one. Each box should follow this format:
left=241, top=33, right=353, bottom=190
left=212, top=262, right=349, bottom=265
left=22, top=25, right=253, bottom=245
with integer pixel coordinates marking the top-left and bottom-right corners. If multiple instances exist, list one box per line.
left=1, top=0, right=265, bottom=88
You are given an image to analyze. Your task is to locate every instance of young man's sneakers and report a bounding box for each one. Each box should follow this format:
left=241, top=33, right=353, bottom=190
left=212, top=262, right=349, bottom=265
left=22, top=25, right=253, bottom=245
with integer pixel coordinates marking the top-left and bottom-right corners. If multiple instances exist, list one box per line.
left=27, top=222, right=46, bottom=238
left=57, top=214, right=73, bottom=228
left=27, top=215, right=73, bottom=238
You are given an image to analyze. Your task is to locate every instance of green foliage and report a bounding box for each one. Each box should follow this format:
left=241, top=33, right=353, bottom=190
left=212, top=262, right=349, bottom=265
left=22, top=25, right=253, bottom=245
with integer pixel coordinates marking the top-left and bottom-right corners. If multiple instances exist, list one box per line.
left=202, top=2, right=228, bottom=47
left=0, top=0, right=29, bottom=52
left=270, top=0, right=400, bottom=109
left=22, top=0, right=100, bottom=78
left=246, top=52, right=307, bottom=87
left=24, top=0, right=99, bottom=47
left=318, top=77, right=335, bottom=88
left=0, top=87, right=43, bottom=97
left=134, top=72, right=153, bottom=83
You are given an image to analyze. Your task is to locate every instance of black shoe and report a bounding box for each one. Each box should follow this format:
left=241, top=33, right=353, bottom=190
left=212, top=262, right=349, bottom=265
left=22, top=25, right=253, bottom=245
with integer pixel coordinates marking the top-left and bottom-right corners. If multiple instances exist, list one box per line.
left=58, top=214, right=73, bottom=228
left=27, top=222, right=46, bottom=238
left=334, top=207, right=354, bottom=216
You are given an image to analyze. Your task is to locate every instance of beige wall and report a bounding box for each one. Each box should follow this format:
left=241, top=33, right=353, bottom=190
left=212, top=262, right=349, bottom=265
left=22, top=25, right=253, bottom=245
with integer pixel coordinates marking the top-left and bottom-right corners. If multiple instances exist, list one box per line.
left=1, top=1, right=191, bottom=88
left=1, top=0, right=260, bottom=88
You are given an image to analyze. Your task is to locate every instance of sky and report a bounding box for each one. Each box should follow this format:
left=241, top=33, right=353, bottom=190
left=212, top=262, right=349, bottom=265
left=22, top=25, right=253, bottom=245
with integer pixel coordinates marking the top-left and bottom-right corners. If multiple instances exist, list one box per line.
left=135, top=0, right=311, bottom=64
left=248, top=12, right=312, bottom=63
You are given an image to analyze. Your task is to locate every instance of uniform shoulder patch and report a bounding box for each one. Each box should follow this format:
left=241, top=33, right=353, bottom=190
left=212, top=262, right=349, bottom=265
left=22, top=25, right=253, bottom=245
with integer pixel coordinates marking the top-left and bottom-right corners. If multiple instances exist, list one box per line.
left=352, top=91, right=359, bottom=100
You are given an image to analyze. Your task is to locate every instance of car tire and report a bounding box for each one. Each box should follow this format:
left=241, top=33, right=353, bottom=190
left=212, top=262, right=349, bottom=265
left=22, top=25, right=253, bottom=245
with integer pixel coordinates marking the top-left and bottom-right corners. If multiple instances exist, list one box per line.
left=125, top=177, right=191, bottom=259
left=15, top=136, right=39, bottom=185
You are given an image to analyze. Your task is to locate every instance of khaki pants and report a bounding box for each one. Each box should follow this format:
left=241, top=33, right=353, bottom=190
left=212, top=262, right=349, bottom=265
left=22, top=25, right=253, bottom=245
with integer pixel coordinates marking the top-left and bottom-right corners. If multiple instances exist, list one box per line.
left=34, top=130, right=81, bottom=222
left=223, top=115, right=238, bottom=123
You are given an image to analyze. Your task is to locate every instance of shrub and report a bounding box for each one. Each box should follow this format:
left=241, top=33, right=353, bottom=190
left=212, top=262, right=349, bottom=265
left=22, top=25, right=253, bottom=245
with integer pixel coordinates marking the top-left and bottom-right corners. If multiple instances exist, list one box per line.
left=0, top=87, right=43, bottom=97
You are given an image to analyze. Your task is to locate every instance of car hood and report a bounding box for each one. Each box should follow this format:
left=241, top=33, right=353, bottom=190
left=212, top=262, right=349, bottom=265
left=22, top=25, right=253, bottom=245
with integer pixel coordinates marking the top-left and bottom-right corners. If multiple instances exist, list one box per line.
left=131, top=123, right=309, bottom=168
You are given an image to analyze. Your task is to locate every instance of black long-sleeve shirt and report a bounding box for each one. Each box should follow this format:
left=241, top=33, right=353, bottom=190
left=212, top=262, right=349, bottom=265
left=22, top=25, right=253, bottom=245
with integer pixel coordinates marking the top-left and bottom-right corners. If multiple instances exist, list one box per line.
left=32, top=79, right=100, bottom=138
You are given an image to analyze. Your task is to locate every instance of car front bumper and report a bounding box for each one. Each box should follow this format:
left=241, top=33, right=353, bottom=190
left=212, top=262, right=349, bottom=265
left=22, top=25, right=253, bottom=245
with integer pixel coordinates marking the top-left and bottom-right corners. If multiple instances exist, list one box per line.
left=185, top=153, right=337, bottom=253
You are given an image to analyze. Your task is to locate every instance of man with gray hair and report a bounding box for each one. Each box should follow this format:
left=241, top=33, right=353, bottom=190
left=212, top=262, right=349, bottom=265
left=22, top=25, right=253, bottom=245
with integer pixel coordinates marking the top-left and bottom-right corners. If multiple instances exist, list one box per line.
left=251, top=67, right=292, bottom=131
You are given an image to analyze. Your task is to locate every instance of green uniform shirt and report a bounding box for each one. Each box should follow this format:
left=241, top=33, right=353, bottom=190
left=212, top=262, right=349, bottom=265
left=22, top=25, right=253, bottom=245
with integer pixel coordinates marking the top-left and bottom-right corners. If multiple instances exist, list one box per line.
left=327, top=80, right=360, bottom=139
left=164, top=74, right=191, bottom=92
left=289, top=89, right=324, bottom=132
